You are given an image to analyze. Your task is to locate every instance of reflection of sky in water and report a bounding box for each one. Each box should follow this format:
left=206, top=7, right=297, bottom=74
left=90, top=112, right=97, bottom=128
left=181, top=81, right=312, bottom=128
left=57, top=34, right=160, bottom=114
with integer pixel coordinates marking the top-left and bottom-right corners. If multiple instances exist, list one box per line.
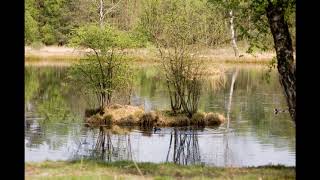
left=25, top=66, right=295, bottom=167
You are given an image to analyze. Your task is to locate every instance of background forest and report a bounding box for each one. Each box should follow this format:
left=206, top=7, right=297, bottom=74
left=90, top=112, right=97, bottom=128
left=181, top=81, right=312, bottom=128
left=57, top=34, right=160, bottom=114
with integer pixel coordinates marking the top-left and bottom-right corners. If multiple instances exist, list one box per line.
left=25, top=0, right=295, bottom=52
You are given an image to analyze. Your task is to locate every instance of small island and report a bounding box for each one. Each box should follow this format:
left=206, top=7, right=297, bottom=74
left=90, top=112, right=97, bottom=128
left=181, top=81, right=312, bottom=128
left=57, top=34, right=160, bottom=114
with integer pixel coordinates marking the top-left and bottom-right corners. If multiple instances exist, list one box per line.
left=85, top=104, right=225, bottom=127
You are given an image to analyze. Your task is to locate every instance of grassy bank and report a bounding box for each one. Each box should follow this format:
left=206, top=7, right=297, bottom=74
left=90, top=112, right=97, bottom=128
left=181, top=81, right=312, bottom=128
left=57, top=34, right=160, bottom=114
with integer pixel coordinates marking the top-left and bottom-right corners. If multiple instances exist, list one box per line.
left=25, top=46, right=275, bottom=66
left=25, top=160, right=295, bottom=180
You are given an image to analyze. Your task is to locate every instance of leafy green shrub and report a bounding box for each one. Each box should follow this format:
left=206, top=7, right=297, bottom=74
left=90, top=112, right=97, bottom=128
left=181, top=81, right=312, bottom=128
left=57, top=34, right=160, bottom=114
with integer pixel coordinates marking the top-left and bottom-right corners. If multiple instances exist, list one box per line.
left=25, top=11, right=39, bottom=44
left=41, top=24, right=56, bottom=45
left=68, top=24, right=135, bottom=109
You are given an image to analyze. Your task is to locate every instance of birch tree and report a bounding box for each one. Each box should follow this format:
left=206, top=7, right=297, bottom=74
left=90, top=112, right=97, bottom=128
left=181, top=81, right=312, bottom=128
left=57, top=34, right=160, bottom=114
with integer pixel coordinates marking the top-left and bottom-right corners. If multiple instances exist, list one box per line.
left=208, top=0, right=244, bottom=57
left=243, top=0, right=296, bottom=122
left=229, top=9, right=239, bottom=57
left=265, top=0, right=295, bottom=122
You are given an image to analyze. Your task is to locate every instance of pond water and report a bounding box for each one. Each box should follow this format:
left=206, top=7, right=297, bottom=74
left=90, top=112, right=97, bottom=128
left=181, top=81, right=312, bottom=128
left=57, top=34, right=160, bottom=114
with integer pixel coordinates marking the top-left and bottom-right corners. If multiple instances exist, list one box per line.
left=25, top=65, right=295, bottom=167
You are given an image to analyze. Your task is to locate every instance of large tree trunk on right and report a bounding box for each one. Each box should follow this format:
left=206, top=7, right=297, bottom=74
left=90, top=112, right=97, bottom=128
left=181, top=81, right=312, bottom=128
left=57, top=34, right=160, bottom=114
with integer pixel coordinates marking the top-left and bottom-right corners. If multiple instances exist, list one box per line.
left=266, top=1, right=296, bottom=123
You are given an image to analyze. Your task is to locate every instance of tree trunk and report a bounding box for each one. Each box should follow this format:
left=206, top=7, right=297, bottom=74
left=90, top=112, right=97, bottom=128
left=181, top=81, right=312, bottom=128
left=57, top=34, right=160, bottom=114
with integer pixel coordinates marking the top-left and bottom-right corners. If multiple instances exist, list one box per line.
left=99, top=0, right=104, bottom=28
left=229, top=10, right=239, bottom=57
left=266, top=1, right=296, bottom=123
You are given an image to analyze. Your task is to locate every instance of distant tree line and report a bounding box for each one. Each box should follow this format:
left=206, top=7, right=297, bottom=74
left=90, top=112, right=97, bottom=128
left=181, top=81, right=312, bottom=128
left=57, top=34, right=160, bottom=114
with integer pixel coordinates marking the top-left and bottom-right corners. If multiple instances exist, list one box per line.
left=25, top=0, right=295, bottom=52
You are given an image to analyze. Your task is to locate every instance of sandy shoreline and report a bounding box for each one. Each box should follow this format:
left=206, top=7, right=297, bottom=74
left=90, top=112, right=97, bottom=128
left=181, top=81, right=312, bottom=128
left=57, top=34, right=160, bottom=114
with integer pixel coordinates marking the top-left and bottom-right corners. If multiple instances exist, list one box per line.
left=25, top=45, right=276, bottom=66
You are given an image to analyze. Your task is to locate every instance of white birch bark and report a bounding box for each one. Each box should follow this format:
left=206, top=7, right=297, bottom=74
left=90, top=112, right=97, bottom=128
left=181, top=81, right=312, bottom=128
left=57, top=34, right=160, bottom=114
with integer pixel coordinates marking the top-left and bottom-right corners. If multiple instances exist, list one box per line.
left=97, top=0, right=123, bottom=28
left=229, top=10, right=239, bottom=57
left=99, top=0, right=104, bottom=27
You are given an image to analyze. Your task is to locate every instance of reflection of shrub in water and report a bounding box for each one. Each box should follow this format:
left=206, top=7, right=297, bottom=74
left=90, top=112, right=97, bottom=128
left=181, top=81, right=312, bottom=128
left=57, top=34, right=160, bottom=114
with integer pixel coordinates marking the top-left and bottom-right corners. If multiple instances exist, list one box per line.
left=166, top=128, right=201, bottom=165
left=140, top=127, right=153, bottom=137
left=88, top=127, right=133, bottom=162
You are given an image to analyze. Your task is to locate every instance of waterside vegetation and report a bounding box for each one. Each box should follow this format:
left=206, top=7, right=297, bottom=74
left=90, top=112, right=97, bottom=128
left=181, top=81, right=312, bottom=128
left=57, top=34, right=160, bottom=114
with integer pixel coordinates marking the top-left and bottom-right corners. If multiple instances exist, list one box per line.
left=85, top=104, right=225, bottom=127
left=26, top=160, right=295, bottom=180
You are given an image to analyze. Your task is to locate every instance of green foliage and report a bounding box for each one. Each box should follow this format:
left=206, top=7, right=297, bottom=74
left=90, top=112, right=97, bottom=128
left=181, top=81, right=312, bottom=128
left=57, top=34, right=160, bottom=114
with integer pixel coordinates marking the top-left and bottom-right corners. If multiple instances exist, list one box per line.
left=236, top=0, right=295, bottom=53
left=30, top=41, right=45, bottom=50
left=69, top=24, right=135, bottom=50
left=68, top=24, right=134, bottom=108
left=127, top=26, right=150, bottom=48
left=25, top=67, right=76, bottom=121
left=25, top=0, right=39, bottom=17
left=24, top=0, right=295, bottom=56
left=25, top=68, right=39, bottom=103
left=140, top=0, right=229, bottom=48
left=25, top=11, right=40, bottom=44
left=25, top=0, right=72, bottom=45
left=40, top=24, right=56, bottom=45
left=140, top=0, right=208, bottom=117
left=264, top=56, right=277, bottom=83
left=37, top=84, right=72, bottom=121
left=26, top=160, right=295, bottom=180
left=141, top=0, right=203, bottom=47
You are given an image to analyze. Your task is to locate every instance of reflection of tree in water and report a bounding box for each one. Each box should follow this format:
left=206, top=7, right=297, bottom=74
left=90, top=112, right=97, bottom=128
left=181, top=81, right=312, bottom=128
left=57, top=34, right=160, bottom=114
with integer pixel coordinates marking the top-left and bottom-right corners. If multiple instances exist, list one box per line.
left=166, top=128, right=201, bottom=165
left=25, top=119, right=46, bottom=148
left=88, top=127, right=133, bottom=162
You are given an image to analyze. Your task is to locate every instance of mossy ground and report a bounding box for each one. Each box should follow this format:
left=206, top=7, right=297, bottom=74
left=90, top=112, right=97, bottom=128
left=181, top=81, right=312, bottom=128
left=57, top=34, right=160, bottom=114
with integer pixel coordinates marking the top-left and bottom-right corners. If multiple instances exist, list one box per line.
left=25, top=160, right=295, bottom=180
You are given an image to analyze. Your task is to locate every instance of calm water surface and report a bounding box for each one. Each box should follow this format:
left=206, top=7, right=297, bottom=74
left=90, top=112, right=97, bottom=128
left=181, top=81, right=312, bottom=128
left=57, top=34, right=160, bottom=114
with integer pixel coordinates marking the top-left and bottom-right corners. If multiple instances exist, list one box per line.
left=25, top=65, right=295, bottom=167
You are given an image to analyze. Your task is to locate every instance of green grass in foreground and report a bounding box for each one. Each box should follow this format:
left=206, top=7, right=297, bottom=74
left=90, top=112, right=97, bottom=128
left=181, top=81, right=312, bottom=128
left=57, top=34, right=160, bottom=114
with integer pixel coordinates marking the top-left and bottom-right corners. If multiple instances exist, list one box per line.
left=25, top=160, right=295, bottom=180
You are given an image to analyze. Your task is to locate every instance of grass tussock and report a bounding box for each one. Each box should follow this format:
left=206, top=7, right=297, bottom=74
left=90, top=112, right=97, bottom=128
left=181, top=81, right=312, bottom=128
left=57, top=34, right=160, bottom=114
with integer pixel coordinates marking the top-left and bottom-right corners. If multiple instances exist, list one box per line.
left=85, top=104, right=225, bottom=128
left=205, top=112, right=226, bottom=125
left=25, top=160, right=295, bottom=180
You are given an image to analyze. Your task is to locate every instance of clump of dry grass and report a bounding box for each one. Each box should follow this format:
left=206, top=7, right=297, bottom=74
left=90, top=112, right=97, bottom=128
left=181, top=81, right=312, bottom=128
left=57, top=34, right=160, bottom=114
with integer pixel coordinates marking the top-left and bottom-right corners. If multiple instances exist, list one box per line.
left=139, top=111, right=158, bottom=127
left=103, top=104, right=144, bottom=124
left=85, top=104, right=144, bottom=126
left=191, top=112, right=206, bottom=126
left=205, top=112, right=226, bottom=125
left=180, top=112, right=225, bottom=126
left=170, top=116, right=191, bottom=126
left=85, top=104, right=225, bottom=127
